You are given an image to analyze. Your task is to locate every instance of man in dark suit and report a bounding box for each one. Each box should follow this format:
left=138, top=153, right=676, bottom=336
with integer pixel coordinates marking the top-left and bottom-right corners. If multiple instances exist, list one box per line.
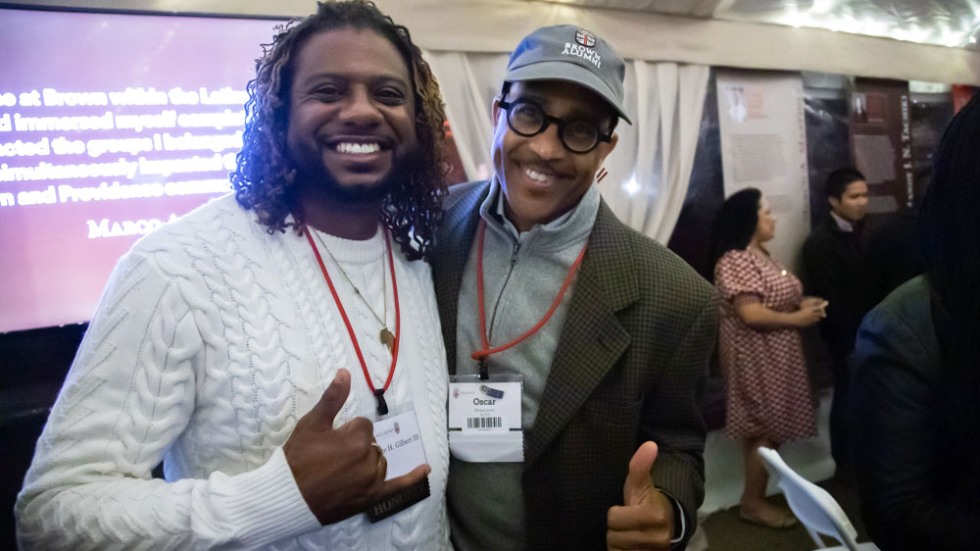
left=432, top=25, right=718, bottom=551
left=801, top=167, right=871, bottom=484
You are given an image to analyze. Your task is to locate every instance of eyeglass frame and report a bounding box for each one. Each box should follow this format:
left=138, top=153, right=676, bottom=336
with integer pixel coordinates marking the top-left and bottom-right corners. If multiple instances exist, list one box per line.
left=496, top=96, right=614, bottom=154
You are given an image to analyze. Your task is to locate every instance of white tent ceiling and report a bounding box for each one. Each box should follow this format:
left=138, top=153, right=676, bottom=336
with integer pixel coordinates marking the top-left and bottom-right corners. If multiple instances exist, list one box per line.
left=537, top=0, right=980, bottom=50
left=8, top=0, right=980, bottom=84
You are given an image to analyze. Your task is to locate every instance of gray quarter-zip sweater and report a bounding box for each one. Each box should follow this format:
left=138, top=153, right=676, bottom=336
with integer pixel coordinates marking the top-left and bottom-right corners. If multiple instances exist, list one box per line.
left=448, top=178, right=599, bottom=551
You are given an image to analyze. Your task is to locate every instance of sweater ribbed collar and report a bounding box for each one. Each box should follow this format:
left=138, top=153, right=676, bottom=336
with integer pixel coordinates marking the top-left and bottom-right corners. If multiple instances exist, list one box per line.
left=478, top=177, right=599, bottom=252
left=308, top=224, right=385, bottom=266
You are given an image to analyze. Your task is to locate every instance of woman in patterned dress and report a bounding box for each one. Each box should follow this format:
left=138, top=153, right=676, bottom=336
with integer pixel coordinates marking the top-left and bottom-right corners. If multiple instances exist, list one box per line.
left=709, top=187, right=827, bottom=529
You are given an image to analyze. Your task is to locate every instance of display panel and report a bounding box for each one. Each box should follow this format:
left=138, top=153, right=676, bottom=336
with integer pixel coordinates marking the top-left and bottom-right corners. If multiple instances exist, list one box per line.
left=0, top=7, right=285, bottom=333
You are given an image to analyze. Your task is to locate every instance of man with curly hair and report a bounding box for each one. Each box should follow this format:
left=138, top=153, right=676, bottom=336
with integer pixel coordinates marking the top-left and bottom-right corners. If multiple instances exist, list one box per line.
left=17, top=2, right=453, bottom=549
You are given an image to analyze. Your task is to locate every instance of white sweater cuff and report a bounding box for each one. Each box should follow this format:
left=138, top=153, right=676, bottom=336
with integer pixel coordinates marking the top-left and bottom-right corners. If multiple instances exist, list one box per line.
left=212, top=447, right=321, bottom=547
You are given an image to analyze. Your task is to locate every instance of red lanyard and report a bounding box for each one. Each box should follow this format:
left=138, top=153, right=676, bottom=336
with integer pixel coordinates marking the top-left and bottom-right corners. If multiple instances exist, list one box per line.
left=305, top=228, right=400, bottom=416
left=472, top=219, right=587, bottom=379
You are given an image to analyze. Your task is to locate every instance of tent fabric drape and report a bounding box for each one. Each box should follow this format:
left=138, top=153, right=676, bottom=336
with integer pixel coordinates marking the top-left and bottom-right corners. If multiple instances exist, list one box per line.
left=425, top=51, right=510, bottom=182
left=427, top=51, right=709, bottom=244
left=602, top=61, right=710, bottom=244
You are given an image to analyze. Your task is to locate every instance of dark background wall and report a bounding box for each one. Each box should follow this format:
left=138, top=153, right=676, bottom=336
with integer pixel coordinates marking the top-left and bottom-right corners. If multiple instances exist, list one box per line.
left=1, top=324, right=86, bottom=548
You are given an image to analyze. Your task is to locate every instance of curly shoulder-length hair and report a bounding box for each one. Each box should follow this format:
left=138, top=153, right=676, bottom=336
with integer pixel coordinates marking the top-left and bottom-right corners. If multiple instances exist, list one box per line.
left=231, top=0, right=448, bottom=261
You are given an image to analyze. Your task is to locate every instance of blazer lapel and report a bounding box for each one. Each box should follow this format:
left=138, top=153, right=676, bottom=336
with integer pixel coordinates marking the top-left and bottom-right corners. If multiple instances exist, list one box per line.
left=433, top=182, right=489, bottom=375
left=525, top=202, right=640, bottom=465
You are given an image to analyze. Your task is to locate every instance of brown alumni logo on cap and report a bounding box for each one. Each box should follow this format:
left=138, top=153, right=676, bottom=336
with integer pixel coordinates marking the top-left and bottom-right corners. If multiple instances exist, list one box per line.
left=575, top=29, right=596, bottom=48
left=562, top=29, right=602, bottom=69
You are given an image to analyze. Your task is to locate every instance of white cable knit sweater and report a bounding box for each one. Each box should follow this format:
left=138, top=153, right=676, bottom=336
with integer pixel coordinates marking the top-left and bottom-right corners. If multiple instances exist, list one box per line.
left=15, top=195, right=451, bottom=550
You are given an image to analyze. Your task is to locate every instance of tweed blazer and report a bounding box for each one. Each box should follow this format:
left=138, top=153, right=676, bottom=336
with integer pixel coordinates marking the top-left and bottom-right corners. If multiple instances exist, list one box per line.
left=432, top=181, right=719, bottom=550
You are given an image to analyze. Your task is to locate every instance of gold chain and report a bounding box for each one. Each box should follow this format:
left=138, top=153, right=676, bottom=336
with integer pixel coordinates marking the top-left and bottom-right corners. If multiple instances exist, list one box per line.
left=311, top=229, right=394, bottom=352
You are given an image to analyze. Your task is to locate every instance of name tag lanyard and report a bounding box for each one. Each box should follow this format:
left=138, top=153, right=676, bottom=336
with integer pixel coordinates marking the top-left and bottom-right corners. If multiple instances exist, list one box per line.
left=305, top=228, right=400, bottom=416
left=472, top=219, right=587, bottom=380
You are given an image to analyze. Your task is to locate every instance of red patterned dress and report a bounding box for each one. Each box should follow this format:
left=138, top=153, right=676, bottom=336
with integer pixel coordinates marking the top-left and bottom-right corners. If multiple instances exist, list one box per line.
left=714, top=249, right=816, bottom=443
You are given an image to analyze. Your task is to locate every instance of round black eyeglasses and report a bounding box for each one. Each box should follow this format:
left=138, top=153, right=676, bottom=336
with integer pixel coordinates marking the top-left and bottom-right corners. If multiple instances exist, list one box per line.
left=498, top=99, right=612, bottom=154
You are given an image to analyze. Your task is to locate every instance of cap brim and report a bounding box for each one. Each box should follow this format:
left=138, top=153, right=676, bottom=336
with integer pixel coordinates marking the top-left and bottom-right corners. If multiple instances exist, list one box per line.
left=505, top=61, right=632, bottom=125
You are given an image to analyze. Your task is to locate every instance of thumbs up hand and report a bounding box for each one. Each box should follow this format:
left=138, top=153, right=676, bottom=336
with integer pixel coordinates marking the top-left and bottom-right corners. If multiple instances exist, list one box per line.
left=283, top=369, right=430, bottom=525
left=606, top=441, right=675, bottom=550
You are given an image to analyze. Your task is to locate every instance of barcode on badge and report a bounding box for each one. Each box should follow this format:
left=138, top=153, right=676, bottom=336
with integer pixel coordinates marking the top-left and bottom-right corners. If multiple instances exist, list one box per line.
left=466, top=417, right=502, bottom=429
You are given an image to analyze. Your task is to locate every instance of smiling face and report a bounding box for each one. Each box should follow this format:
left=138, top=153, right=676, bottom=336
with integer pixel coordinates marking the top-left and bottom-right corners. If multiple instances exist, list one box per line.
left=491, top=80, right=617, bottom=232
left=286, top=28, right=417, bottom=203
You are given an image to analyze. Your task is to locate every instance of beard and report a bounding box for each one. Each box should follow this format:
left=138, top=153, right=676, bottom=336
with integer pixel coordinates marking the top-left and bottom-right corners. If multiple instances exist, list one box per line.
left=295, top=144, right=425, bottom=206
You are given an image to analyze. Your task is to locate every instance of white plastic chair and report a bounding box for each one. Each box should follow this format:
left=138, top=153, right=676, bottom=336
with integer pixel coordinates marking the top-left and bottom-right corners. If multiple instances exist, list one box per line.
left=757, top=447, right=879, bottom=551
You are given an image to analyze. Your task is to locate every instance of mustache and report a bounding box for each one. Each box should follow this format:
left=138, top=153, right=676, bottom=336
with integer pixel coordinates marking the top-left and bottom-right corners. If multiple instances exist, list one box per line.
left=331, top=143, right=426, bottom=204
left=291, top=143, right=425, bottom=205
left=510, top=156, right=574, bottom=179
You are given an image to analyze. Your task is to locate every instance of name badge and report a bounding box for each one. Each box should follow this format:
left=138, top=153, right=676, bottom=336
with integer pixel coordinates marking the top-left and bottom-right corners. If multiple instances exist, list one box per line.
left=373, top=406, right=426, bottom=480
left=448, top=375, right=524, bottom=462
left=367, top=405, right=429, bottom=523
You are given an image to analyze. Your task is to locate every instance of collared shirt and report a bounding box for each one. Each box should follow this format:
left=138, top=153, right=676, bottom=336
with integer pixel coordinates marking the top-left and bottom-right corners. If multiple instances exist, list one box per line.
left=830, top=210, right=855, bottom=233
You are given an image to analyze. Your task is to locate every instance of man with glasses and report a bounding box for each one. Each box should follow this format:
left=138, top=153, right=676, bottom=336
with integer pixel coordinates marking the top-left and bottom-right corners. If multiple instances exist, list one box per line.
left=432, top=25, right=718, bottom=551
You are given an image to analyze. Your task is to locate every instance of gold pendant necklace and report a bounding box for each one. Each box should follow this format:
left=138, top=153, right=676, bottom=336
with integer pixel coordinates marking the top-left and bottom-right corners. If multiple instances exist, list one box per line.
left=379, top=327, right=395, bottom=352
left=313, top=230, right=394, bottom=353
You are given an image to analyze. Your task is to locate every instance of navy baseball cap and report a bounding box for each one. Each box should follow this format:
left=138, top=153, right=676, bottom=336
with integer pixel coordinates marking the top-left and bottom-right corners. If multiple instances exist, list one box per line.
left=504, top=24, right=631, bottom=124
